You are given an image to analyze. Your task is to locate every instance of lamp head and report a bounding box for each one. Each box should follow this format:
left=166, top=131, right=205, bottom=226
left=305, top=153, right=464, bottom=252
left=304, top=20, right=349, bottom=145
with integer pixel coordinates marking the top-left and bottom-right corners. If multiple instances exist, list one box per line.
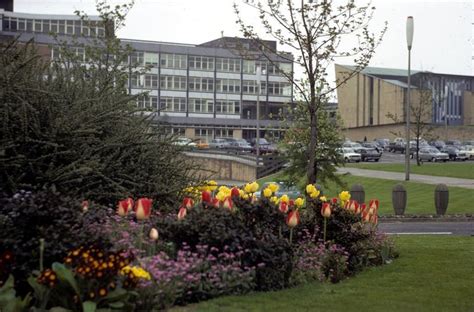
left=406, top=16, right=414, bottom=50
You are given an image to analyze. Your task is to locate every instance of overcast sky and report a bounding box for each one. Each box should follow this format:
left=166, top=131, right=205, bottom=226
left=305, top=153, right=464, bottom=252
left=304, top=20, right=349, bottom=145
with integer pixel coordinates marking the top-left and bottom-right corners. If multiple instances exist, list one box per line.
left=14, top=0, right=473, bottom=76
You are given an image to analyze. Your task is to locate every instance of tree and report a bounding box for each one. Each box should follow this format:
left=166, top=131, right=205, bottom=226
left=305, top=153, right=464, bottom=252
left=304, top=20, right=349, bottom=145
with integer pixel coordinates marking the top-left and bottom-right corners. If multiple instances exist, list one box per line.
left=386, top=73, right=436, bottom=166
left=0, top=2, right=198, bottom=205
left=235, top=0, right=385, bottom=185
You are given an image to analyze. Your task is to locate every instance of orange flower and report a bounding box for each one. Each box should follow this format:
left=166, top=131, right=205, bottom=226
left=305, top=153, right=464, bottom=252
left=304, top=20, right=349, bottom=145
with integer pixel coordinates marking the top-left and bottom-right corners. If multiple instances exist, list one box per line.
left=117, top=198, right=133, bottom=216
left=286, top=210, right=300, bottom=228
left=279, top=201, right=289, bottom=213
left=135, top=198, right=152, bottom=220
left=177, top=207, right=187, bottom=220
left=321, top=202, right=331, bottom=218
left=182, top=197, right=194, bottom=209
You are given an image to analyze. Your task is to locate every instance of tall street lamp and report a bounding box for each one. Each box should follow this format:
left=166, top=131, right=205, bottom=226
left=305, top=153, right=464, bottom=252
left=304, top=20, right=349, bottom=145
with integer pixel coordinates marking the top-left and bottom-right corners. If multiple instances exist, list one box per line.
left=405, top=16, right=414, bottom=181
left=256, top=66, right=261, bottom=161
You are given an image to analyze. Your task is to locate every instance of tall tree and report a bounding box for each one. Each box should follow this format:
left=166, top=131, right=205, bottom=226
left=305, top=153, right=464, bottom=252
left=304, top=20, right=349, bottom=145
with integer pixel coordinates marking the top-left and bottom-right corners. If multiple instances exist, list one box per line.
left=235, top=0, right=386, bottom=184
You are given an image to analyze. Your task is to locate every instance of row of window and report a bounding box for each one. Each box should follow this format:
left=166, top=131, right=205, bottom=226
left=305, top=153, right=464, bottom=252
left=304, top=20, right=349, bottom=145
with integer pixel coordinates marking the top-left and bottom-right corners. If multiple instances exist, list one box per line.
left=126, top=51, right=292, bottom=75
left=195, top=129, right=234, bottom=139
left=2, top=16, right=106, bottom=37
left=137, top=96, right=241, bottom=114
left=130, top=75, right=291, bottom=96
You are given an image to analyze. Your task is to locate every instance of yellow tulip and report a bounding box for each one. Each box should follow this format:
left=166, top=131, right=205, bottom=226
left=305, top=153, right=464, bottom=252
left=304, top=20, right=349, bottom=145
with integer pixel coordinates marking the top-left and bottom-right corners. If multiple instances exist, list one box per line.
left=263, top=188, right=272, bottom=198
left=239, top=189, right=245, bottom=197
left=207, top=180, right=218, bottom=191
left=320, top=196, right=327, bottom=202
left=339, top=191, right=351, bottom=202
left=215, top=191, right=226, bottom=202
left=306, top=184, right=317, bottom=194
left=294, top=197, right=304, bottom=208
left=270, top=196, right=278, bottom=204
left=268, top=183, right=279, bottom=193
left=280, top=194, right=289, bottom=203
left=242, top=193, right=249, bottom=200
left=244, top=183, right=253, bottom=193
left=250, top=181, right=259, bottom=193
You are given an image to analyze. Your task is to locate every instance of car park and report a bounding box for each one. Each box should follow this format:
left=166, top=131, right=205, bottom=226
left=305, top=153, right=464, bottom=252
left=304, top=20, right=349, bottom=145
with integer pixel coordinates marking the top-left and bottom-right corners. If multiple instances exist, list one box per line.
left=228, top=141, right=252, bottom=153
left=374, top=138, right=390, bottom=150
left=440, top=146, right=468, bottom=161
left=338, top=148, right=361, bottom=163
left=173, top=137, right=197, bottom=149
left=445, top=140, right=462, bottom=147
left=250, top=138, right=277, bottom=154
left=354, top=147, right=381, bottom=162
left=462, top=145, right=474, bottom=159
left=362, top=142, right=383, bottom=155
left=417, top=148, right=449, bottom=162
left=209, top=138, right=230, bottom=149
left=429, top=140, right=446, bottom=150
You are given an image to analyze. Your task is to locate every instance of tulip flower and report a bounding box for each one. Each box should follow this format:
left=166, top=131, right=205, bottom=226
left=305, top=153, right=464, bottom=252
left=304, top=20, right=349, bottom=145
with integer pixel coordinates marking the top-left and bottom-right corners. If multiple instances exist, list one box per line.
left=177, top=207, right=187, bottom=220
left=360, top=203, right=367, bottom=214
left=286, top=210, right=300, bottom=228
left=319, top=196, right=327, bottom=202
left=231, top=187, right=241, bottom=198
left=309, top=189, right=320, bottom=199
left=321, top=202, right=331, bottom=218
left=279, top=201, right=289, bottom=213
left=369, top=199, right=379, bottom=214
left=370, top=214, right=378, bottom=225
left=202, top=190, right=212, bottom=203
left=81, top=200, right=89, bottom=213
left=331, top=197, right=338, bottom=204
left=207, top=180, right=218, bottom=191
left=216, top=191, right=227, bottom=202
left=250, top=182, right=259, bottom=193
left=362, top=210, right=371, bottom=222
left=182, top=197, right=194, bottom=209
left=339, top=191, right=351, bottom=202
left=306, top=184, right=317, bottom=195
left=149, top=228, right=159, bottom=241
left=222, top=197, right=233, bottom=211
left=270, top=196, right=278, bottom=204
left=294, top=197, right=304, bottom=208
left=211, top=198, right=220, bottom=208
left=244, top=183, right=253, bottom=193
left=263, top=187, right=272, bottom=198
left=117, top=198, right=134, bottom=216
left=348, top=200, right=360, bottom=214
left=289, top=199, right=295, bottom=208
left=268, top=183, right=279, bottom=193
left=280, top=194, right=289, bottom=204
left=135, top=198, right=152, bottom=220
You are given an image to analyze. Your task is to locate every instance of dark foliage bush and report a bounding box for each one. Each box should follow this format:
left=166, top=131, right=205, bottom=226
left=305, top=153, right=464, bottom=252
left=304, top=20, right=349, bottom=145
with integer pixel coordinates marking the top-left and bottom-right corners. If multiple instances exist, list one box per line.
left=0, top=189, right=110, bottom=295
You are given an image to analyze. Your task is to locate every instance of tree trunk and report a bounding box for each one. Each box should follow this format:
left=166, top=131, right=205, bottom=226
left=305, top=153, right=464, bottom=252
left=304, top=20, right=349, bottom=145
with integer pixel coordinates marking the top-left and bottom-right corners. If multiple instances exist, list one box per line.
left=307, top=112, right=317, bottom=184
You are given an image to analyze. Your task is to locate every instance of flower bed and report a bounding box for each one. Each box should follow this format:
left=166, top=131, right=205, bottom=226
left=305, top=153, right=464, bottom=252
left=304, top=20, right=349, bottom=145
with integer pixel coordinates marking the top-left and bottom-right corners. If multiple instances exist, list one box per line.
left=0, top=181, right=398, bottom=310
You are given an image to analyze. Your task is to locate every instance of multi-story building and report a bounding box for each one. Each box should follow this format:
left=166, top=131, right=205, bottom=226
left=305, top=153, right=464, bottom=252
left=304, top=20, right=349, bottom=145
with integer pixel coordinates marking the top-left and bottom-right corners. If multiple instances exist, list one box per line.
left=335, top=64, right=474, bottom=140
left=0, top=3, right=294, bottom=143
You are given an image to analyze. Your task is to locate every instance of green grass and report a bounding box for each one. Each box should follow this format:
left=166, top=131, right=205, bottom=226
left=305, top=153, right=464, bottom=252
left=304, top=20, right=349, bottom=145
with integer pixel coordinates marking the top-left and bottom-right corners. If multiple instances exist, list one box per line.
left=173, top=236, right=474, bottom=312
left=345, top=162, right=474, bottom=180
left=256, top=172, right=474, bottom=215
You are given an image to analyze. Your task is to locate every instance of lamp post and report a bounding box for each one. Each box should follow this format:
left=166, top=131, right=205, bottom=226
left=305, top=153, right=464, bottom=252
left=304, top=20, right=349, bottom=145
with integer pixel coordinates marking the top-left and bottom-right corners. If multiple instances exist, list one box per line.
left=405, top=16, right=414, bottom=181
left=256, top=66, right=261, bottom=162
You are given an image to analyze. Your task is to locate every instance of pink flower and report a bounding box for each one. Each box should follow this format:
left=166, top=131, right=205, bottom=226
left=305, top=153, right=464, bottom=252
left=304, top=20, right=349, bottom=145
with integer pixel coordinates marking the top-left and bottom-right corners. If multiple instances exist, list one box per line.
left=135, top=198, right=152, bottom=220
left=183, top=197, right=194, bottom=209
left=177, top=207, right=187, bottom=220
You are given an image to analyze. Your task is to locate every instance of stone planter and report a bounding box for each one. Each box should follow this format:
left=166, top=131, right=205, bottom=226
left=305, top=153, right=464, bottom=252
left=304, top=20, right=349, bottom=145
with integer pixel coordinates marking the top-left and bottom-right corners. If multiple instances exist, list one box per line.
left=434, top=184, right=449, bottom=215
left=392, top=184, right=407, bottom=215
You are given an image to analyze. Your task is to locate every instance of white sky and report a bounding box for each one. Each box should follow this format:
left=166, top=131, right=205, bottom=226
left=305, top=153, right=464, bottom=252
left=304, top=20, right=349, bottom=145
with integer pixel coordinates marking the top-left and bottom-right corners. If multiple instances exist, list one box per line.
left=14, top=0, right=473, bottom=76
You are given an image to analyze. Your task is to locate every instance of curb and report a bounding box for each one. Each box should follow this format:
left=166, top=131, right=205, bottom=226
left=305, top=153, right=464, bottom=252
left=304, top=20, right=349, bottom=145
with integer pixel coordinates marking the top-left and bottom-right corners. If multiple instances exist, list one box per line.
left=380, top=215, right=474, bottom=223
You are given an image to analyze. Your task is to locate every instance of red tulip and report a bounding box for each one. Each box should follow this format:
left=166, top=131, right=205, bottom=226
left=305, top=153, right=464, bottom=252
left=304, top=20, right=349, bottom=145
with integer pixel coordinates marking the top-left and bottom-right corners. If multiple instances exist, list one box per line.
left=286, top=210, right=300, bottom=228
left=279, top=201, right=289, bottom=213
left=211, top=198, right=220, bottom=208
left=360, top=203, right=367, bottom=214
left=222, top=196, right=233, bottom=211
left=348, top=200, right=359, bottom=214
left=177, top=207, right=187, bottom=220
left=183, top=197, right=194, bottom=209
left=369, top=199, right=379, bottom=214
left=362, top=210, right=371, bottom=222
left=370, top=214, right=378, bottom=225
left=231, top=187, right=240, bottom=198
left=321, top=202, right=331, bottom=218
left=202, top=190, right=212, bottom=203
left=331, top=197, right=338, bottom=204
left=135, top=198, right=152, bottom=220
left=289, top=199, right=295, bottom=208
left=117, top=198, right=134, bottom=216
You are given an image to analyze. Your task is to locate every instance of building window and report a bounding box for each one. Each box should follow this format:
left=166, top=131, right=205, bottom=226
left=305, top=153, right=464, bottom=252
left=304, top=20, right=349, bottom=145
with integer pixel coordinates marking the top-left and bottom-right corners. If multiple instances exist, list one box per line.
left=216, top=79, right=241, bottom=93
left=267, top=82, right=291, bottom=96
left=189, top=55, right=214, bottom=71
left=160, top=97, right=186, bottom=112
left=160, top=53, right=187, bottom=69
left=130, top=51, right=144, bottom=66
left=189, top=77, right=214, bottom=92
left=144, top=52, right=158, bottom=67
left=189, top=98, right=213, bottom=113
left=144, top=74, right=158, bottom=88
left=131, top=74, right=145, bottom=88
left=215, top=58, right=241, bottom=73
left=216, top=100, right=240, bottom=114
left=137, top=95, right=158, bottom=110
left=215, top=129, right=233, bottom=138
left=160, top=75, right=187, bottom=90
left=195, top=128, right=213, bottom=140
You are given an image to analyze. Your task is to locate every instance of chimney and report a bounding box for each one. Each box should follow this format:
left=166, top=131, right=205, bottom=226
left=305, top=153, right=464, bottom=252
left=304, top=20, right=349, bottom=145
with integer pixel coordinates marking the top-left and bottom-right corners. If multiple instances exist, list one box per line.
left=0, top=0, right=14, bottom=11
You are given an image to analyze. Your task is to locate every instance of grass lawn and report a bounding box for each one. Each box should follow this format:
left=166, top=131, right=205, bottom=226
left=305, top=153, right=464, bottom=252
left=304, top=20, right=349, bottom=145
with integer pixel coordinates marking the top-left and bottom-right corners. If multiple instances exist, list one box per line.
left=173, top=236, right=474, bottom=312
left=345, top=162, right=474, bottom=180
left=256, top=172, right=474, bottom=215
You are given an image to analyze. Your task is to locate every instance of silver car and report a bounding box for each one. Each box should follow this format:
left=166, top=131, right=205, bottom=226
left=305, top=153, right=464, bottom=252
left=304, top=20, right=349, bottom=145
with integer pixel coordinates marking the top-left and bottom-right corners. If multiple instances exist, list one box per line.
left=418, top=148, right=449, bottom=162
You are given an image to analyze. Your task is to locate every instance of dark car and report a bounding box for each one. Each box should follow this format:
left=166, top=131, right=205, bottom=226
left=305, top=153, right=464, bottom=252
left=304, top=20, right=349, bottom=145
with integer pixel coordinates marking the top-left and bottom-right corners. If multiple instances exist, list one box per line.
left=250, top=138, right=277, bottom=154
left=374, top=138, right=390, bottom=151
left=228, top=141, right=252, bottom=153
left=445, top=140, right=462, bottom=147
left=429, top=140, right=446, bottom=150
left=440, top=146, right=468, bottom=161
left=353, top=147, right=381, bottom=162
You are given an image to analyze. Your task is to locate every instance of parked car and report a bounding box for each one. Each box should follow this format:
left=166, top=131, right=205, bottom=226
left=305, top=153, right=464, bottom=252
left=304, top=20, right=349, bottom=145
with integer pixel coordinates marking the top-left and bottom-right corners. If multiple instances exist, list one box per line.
left=462, top=140, right=474, bottom=146
left=417, top=148, right=449, bottom=162
left=462, top=145, right=474, bottom=159
left=354, top=147, right=381, bottom=162
left=440, top=146, right=468, bottom=161
left=196, top=140, right=209, bottom=149
left=362, top=142, right=383, bottom=154
left=250, top=138, right=277, bottom=154
left=445, top=140, right=462, bottom=147
left=374, top=138, right=390, bottom=151
left=343, top=142, right=365, bottom=150
left=388, top=141, right=406, bottom=153
left=338, top=148, right=361, bottom=163
left=228, top=141, right=252, bottom=153
left=209, top=138, right=230, bottom=149
left=173, top=137, right=197, bottom=149
left=429, top=140, right=446, bottom=150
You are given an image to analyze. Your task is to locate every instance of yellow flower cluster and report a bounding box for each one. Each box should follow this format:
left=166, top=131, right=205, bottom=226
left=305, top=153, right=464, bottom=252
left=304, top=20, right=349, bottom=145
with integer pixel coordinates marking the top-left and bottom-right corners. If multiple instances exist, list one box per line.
left=339, top=191, right=351, bottom=203
left=306, top=184, right=320, bottom=199
left=244, top=181, right=259, bottom=194
left=294, top=197, right=304, bottom=208
left=262, top=183, right=279, bottom=198
left=121, top=265, right=151, bottom=281
left=215, top=185, right=232, bottom=202
left=183, top=186, right=201, bottom=199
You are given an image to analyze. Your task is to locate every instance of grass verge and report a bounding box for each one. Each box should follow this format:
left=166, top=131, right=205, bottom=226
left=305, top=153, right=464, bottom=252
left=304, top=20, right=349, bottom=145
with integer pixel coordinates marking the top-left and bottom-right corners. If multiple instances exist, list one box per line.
left=345, top=162, right=474, bottom=180
left=173, top=235, right=474, bottom=312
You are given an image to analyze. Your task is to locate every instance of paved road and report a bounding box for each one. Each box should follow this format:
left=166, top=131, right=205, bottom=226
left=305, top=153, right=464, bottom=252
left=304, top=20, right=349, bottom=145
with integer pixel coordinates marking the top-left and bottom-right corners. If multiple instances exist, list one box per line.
left=379, top=221, right=474, bottom=236
left=337, top=167, right=474, bottom=189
